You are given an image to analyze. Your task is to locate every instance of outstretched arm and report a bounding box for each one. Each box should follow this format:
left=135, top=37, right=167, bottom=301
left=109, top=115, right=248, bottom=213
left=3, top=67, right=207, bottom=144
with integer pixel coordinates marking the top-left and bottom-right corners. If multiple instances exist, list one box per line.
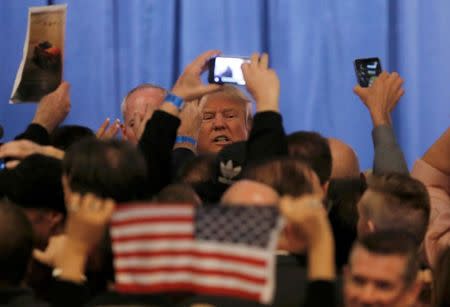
left=354, top=72, right=408, bottom=175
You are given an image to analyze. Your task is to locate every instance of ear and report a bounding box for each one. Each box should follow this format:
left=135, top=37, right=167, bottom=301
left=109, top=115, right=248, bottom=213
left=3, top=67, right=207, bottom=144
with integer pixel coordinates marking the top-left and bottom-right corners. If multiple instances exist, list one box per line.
left=367, top=220, right=376, bottom=233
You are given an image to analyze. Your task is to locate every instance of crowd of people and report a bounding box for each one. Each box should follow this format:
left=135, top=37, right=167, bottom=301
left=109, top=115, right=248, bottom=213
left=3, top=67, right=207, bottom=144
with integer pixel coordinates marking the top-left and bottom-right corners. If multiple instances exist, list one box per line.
left=0, top=50, right=448, bottom=307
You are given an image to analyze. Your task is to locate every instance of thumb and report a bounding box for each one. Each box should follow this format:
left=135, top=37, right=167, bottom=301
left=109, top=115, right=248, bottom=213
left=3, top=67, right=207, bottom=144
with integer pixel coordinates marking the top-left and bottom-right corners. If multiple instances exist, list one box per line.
left=33, top=249, right=51, bottom=265
left=279, top=197, right=295, bottom=220
left=353, top=85, right=367, bottom=99
left=193, top=84, right=222, bottom=99
left=5, top=160, right=20, bottom=169
left=57, top=81, right=71, bottom=94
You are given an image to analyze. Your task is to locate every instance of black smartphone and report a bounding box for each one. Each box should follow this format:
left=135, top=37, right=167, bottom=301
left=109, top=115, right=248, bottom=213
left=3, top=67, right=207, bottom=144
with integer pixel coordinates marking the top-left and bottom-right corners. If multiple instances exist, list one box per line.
left=354, top=57, right=382, bottom=87
left=0, top=159, right=5, bottom=171
left=208, top=56, right=250, bottom=85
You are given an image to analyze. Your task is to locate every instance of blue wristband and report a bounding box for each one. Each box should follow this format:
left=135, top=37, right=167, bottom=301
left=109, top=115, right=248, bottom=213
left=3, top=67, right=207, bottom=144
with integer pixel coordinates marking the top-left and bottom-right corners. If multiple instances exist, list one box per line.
left=164, top=93, right=184, bottom=109
left=176, top=136, right=197, bottom=146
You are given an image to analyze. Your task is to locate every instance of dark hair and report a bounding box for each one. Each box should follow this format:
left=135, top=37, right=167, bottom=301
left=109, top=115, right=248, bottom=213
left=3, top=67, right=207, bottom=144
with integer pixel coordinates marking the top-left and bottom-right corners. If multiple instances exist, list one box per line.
left=327, top=177, right=367, bottom=269
left=156, top=184, right=201, bottom=206
left=50, top=125, right=95, bottom=150
left=243, top=157, right=315, bottom=197
left=0, top=201, right=33, bottom=285
left=287, top=131, right=332, bottom=185
left=432, top=247, right=450, bottom=307
left=177, top=154, right=216, bottom=185
left=355, top=231, right=419, bottom=286
left=363, top=173, right=430, bottom=245
left=63, top=138, right=149, bottom=202
left=2, top=154, right=66, bottom=213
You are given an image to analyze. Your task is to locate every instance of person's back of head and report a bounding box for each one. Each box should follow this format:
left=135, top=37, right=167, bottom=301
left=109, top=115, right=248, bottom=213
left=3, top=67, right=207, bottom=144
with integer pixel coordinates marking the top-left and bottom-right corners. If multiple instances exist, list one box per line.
left=327, top=177, right=367, bottom=269
left=221, top=179, right=279, bottom=206
left=357, top=173, right=430, bottom=246
left=0, top=154, right=66, bottom=248
left=328, top=177, right=366, bottom=227
left=287, top=131, right=332, bottom=186
left=156, top=184, right=201, bottom=206
left=327, top=137, right=360, bottom=179
left=243, top=157, right=323, bottom=197
left=243, top=158, right=324, bottom=253
left=0, top=201, right=33, bottom=287
left=50, top=124, right=95, bottom=150
left=62, top=138, right=149, bottom=203
left=177, top=154, right=216, bottom=185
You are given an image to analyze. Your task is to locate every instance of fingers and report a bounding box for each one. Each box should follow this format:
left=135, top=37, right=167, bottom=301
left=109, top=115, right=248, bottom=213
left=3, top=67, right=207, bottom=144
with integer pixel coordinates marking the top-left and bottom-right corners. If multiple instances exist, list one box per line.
left=389, top=72, right=404, bottom=93
left=97, top=118, right=121, bottom=139
left=353, top=85, right=367, bottom=99
left=120, top=125, right=129, bottom=141
left=5, top=160, right=20, bottom=169
left=193, top=84, right=222, bottom=98
left=198, top=95, right=208, bottom=110
left=102, top=198, right=116, bottom=221
left=67, top=193, right=81, bottom=213
left=378, top=71, right=389, bottom=81
left=58, top=81, right=71, bottom=93
left=106, top=119, right=121, bottom=138
left=279, top=195, right=325, bottom=223
left=33, top=248, right=50, bottom=264
left=248, top=52, right=269, bottom=68
left=187, top=50, right=221, bottom=74
left=250, top=52, right=260, bottom=67
left=96, top=118, right=110, bottom=137
left=68, top=192, right=115, bottom=218
left=260, top=53, right=269, bottom=68
left=0, top=140, right=37, bottom=159
left=392, top=88, right=405, bottom=107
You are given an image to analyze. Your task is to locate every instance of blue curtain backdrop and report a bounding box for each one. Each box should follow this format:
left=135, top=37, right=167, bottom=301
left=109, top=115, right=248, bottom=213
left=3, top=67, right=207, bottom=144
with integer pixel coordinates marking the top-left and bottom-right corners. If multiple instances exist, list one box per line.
left=0, top=0, right=448, bottom=169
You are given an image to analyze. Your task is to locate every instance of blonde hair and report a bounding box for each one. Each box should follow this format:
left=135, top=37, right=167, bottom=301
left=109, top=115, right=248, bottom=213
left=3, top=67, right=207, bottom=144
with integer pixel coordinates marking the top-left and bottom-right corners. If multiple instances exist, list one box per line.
left=203, top=85, right=253, bottom=126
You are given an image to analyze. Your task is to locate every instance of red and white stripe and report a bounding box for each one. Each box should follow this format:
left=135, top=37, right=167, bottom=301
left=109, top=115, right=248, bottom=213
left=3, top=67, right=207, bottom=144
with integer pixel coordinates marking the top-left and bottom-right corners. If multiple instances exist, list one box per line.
left=111, top=204, right=276, bottom=304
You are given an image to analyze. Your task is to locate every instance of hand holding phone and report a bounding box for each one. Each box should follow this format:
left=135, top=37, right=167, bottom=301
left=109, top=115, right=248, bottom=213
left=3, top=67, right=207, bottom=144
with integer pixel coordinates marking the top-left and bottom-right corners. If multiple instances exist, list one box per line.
left=354, top=57, right=382, bottom=87
left=241, top=52, right=280, bottom=112
left=208, top=56, right=250, bottom=85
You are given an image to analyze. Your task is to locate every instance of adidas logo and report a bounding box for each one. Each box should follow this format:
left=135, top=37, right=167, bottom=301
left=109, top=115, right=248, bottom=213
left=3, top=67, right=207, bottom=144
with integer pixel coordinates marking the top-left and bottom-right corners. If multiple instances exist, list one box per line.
left=218, top=160, right=242, bottom=185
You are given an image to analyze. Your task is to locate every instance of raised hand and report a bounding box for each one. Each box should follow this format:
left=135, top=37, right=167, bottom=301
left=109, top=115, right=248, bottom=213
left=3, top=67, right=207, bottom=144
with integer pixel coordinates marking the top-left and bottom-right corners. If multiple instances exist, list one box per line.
left=353, top=71, right=404, bottom=126
left=0, top=139, right=64, bottom=168
left=242, top=52, right=280, bottom=112
left=96, top=118, right=122, bottom=140
left=32, top=81, right=71, bottom=133
left=33, top=193, right=115, bottom=283
left=171, top=50, right=222, bottom=101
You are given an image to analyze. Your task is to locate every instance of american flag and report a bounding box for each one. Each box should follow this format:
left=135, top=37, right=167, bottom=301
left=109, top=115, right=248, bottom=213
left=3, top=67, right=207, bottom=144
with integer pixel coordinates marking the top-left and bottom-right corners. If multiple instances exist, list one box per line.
left=110, top=204, right=283, bottom=304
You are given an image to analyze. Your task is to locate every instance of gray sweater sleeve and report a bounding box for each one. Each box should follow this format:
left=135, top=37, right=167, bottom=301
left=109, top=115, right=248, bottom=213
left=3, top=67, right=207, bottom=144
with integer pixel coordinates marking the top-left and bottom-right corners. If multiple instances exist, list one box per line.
left=372, top=125, right=409, bottom=175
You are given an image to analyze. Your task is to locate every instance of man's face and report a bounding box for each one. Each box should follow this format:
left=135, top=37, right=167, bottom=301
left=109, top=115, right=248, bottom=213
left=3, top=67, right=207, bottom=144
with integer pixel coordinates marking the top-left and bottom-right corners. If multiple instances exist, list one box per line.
left=123, top=87, right=165, bottom=144
left=197, top=95, right=249, bottom=154
left=344, top=245, right=418, bottom=307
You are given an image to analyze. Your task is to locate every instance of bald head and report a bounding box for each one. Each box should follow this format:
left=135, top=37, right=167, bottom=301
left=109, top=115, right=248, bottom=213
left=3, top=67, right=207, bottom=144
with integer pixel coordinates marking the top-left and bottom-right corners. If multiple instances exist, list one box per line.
left=328, top=138, right=360, bottom=179
left=221, top=180, right=279, bottom=206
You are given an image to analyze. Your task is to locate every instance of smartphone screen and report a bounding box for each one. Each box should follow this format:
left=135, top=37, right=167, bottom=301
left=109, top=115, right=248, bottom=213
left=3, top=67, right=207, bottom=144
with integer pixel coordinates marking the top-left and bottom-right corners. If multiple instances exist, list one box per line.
left=0, top=159, right=5, bottom=171
left=354, top=58, right=382, bottom=87
left=208, top=56, right=249, bottom=85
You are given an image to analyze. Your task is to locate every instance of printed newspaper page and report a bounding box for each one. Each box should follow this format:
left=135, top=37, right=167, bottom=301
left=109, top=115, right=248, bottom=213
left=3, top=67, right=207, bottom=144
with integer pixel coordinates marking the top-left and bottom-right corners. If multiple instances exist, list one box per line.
left=10, top=4, right=66, bottom=103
